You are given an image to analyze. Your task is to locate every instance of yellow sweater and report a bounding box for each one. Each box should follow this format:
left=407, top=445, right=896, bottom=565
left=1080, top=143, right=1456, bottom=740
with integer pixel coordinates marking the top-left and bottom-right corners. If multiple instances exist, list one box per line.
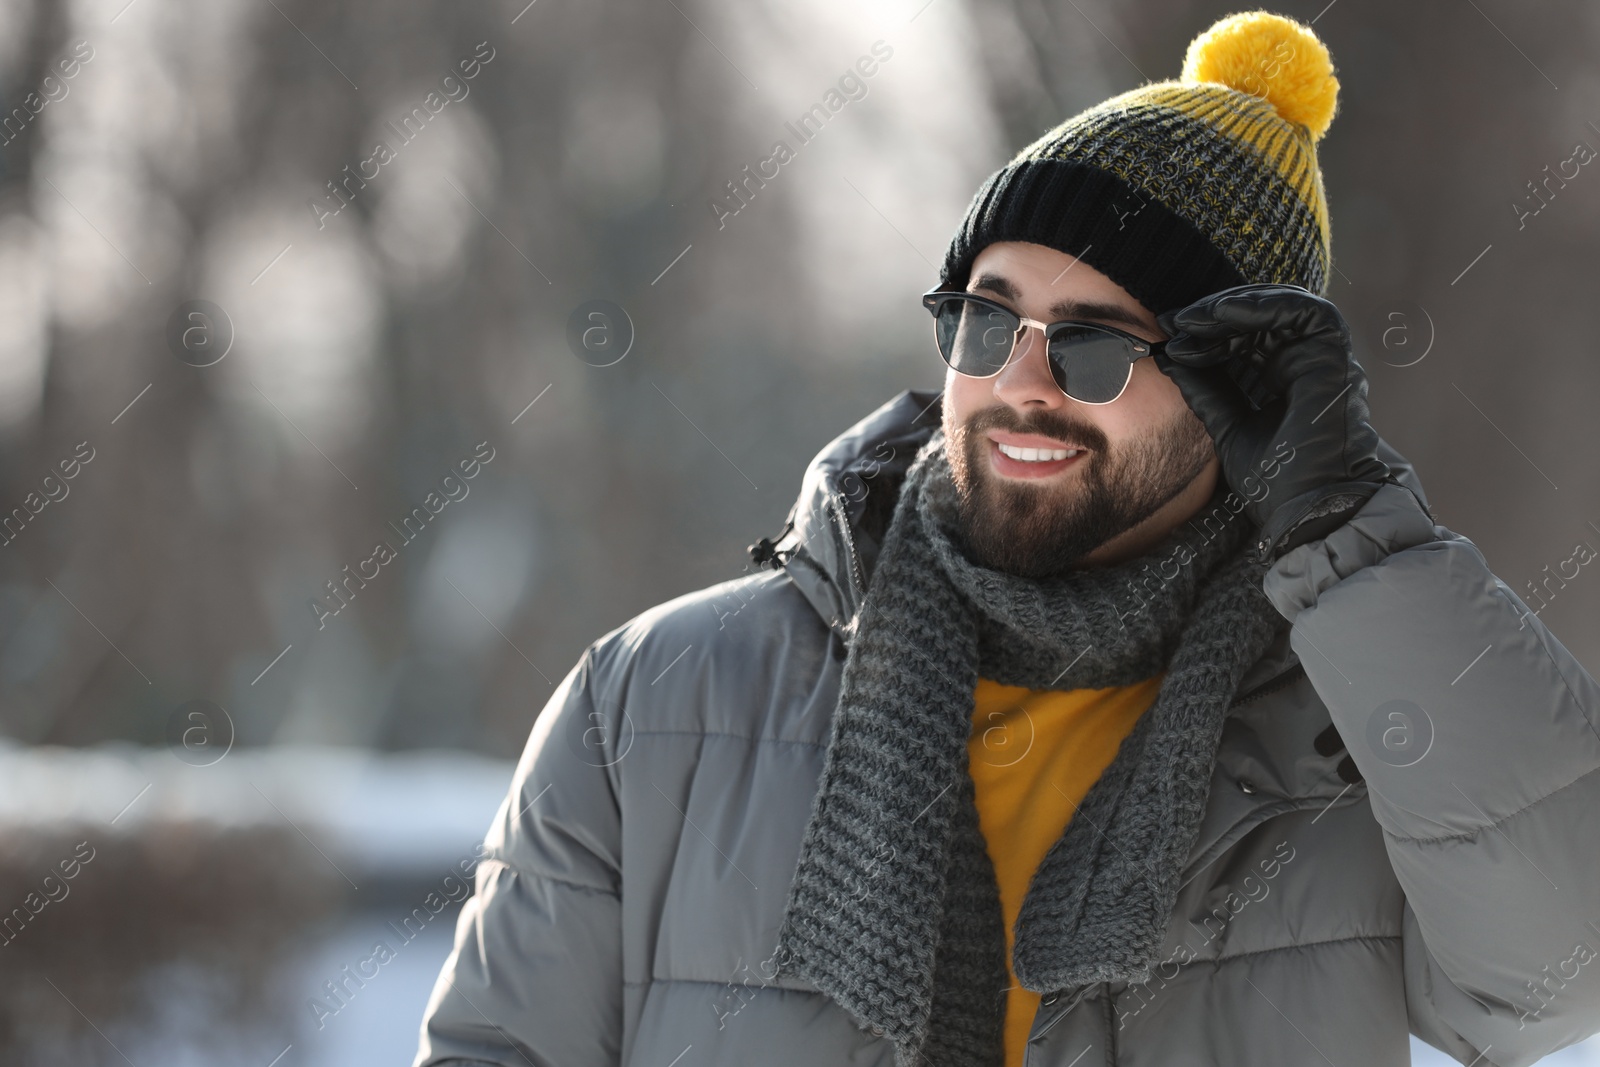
left=967, top=674, right=1164, bottom=1064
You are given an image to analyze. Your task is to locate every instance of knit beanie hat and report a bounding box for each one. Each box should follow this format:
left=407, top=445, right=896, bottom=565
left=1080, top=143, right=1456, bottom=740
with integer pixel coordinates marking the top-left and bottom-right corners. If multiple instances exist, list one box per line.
left=939, top=10, right=1340, bottom=318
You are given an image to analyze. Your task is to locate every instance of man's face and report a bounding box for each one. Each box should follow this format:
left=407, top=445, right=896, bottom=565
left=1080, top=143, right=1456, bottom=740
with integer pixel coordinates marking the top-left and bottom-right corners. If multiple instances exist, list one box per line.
left=940, top=241, right=1221, bottom=577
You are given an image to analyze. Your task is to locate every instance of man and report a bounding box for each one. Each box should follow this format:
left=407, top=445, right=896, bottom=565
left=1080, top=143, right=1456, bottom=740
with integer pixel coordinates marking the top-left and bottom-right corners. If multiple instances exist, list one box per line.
left=416, top=11, right=1600, bottom=1067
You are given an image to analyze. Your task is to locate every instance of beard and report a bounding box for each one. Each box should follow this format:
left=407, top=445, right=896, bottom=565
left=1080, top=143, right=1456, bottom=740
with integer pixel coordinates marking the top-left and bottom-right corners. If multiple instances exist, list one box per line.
left=943, top=403, right=1215, bottom=578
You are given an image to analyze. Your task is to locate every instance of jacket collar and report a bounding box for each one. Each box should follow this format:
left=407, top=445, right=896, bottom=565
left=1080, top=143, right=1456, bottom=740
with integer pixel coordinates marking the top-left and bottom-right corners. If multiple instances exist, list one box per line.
left=763, top=389, right=943, bottom=642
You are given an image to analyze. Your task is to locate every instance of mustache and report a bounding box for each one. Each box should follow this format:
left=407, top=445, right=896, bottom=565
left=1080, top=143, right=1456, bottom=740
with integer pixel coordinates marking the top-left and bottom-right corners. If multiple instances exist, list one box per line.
left=960, top=406, right=1109, bottom=452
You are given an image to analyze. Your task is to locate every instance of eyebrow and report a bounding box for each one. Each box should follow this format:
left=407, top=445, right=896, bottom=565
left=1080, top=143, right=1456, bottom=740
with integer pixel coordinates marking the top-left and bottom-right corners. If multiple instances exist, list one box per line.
left=968, top=272, right=1151, bottom=332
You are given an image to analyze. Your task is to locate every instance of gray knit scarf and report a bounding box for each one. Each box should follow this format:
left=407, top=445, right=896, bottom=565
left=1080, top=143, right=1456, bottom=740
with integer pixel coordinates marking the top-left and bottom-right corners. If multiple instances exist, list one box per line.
left=770, top=430, right=1286, bottom=1067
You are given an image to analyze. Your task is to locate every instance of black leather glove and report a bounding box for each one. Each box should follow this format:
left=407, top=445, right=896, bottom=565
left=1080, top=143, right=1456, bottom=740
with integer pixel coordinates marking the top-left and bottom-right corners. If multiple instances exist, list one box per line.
left=1153, top=283, right=1394, bottom=566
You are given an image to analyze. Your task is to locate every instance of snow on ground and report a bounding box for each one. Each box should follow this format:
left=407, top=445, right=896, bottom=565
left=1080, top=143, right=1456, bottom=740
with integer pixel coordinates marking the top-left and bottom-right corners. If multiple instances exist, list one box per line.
left=0, top=740, right=517, bottom=881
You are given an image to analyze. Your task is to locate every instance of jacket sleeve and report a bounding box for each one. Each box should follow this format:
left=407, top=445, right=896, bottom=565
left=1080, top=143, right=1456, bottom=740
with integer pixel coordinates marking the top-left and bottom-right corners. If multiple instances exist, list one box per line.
left=413, top=641, right=625, bottom=1067
left=1263, top=482, right=1600, bottom=1067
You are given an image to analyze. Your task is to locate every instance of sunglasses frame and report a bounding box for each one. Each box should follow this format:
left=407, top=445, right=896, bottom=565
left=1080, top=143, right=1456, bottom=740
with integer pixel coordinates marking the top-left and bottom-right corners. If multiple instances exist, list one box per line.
left=921, top=286, right=1167, bottom=406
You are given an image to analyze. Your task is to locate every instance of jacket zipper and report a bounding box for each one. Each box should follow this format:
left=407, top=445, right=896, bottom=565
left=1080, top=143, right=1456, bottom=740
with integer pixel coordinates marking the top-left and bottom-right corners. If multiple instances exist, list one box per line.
left=828, top=484, right=868, bottom=612
left=1228, top=660, right=1306, bottom=709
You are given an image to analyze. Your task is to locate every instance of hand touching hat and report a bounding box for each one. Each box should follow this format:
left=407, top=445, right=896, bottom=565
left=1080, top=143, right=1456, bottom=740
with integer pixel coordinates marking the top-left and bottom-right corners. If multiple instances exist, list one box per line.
left=1154, top=284, right=1395, bottom=565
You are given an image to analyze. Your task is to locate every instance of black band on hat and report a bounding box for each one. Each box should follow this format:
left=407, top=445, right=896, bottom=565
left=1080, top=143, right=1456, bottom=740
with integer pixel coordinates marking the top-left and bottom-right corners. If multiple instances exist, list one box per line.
left=938, top=159, right=1248, bottom=319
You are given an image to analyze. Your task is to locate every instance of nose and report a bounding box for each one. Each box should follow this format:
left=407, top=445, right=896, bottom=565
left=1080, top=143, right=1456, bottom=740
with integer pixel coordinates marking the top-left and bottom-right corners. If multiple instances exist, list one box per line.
left=993, top=322, right=1069, bottom=411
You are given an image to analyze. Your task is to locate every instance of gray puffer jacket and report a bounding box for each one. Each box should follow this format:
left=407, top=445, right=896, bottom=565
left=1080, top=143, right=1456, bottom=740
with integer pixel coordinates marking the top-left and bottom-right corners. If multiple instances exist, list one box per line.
left=415, top=388, right=1600, bottom=1067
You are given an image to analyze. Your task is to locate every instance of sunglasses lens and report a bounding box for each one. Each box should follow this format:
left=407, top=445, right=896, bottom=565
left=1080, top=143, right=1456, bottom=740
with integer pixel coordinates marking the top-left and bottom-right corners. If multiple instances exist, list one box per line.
left=928, top=295, right=1139, bottom=402
left=1047, top=324, right=1133, bottom=403
left=933, top=297, right=1014, bottom=377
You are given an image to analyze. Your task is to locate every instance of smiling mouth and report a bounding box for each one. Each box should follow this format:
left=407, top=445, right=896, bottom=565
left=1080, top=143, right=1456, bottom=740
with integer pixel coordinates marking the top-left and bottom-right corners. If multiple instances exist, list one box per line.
left=995, top=442, right=1085, bottom=462
left=987, top=438, right=1088, bottom=479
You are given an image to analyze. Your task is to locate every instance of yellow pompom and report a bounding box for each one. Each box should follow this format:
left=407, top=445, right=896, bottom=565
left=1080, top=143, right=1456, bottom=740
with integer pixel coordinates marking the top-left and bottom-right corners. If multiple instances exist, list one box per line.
left=1180, top=10, right=1339, bottom=141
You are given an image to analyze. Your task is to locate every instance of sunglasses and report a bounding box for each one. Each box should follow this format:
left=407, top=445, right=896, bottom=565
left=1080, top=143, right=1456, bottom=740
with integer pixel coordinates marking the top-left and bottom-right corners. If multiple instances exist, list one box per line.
left=921, top=286, right=1164, bottom=405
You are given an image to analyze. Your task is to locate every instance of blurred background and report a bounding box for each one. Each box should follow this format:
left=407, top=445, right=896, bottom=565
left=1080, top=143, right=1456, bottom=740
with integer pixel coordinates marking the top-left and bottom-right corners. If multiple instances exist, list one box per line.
left=0, top=0, right=1596, bottom=1062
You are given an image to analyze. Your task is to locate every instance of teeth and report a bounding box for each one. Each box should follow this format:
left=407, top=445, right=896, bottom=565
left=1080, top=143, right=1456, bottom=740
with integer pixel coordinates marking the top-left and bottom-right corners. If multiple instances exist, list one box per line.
left=997, top=442, right=1083, bottom=462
